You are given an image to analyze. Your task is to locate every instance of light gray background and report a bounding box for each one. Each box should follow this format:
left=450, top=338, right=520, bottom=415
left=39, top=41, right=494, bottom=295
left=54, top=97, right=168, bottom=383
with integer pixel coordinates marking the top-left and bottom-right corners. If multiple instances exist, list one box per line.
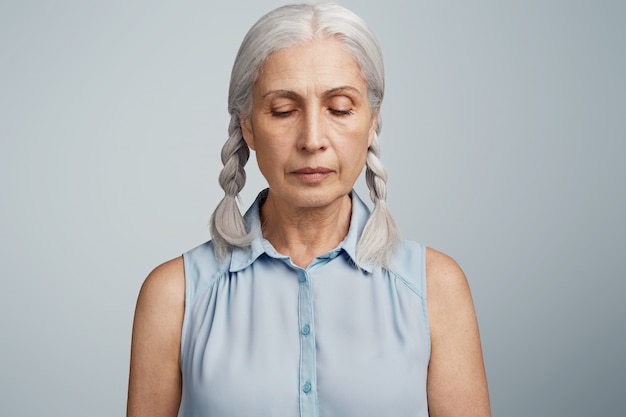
left=1, top=0, right=624, bottom=416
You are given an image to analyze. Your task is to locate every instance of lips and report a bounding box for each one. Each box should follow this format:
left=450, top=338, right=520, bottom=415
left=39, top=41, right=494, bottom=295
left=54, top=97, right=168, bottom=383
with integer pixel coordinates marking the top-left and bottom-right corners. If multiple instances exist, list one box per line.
left=294, top=167, right=332, bottom=174
left=292, top=167, right=333, bottom=183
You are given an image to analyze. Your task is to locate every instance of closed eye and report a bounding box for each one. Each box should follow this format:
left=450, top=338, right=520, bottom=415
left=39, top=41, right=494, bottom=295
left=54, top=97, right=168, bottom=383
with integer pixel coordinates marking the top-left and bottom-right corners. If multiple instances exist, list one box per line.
left=330, top=109, right=354, bottom=116
left=271, top=110, right=295, bottom=117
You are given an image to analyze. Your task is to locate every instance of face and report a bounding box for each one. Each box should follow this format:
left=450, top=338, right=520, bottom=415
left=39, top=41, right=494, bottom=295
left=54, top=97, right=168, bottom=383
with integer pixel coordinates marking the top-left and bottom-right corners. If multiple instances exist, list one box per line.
left=241, top=37, right=378, bottom=211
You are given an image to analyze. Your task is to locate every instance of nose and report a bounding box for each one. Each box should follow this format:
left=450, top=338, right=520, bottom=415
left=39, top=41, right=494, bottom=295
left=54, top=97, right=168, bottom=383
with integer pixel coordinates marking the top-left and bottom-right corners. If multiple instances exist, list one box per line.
left=297, top=109, right=328, bottom=152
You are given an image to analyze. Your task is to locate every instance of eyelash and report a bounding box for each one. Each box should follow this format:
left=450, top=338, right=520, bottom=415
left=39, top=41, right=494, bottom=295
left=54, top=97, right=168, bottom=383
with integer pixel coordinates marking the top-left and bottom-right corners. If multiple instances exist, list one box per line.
left=271, top=109, right=353, bottom=117
left=330, top=109, right=353, bottom=116
left=271, top=110, right=294, bottom=117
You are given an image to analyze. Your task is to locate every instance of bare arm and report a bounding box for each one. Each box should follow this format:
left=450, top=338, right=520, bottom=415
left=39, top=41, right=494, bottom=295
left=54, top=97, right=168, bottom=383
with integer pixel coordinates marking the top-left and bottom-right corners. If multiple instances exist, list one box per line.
left=426, top=248, right=491, bottom=417
left=127, top=257, right=185, bottom=417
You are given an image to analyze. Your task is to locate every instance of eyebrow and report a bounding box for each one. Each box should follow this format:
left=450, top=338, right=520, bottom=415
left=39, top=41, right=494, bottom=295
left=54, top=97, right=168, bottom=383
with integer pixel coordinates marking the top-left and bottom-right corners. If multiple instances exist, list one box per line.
left=262, top=85, right=362, bottom=100
left=322, top=86, right=361, bottom=98
left=262, top=89, right=299, bottom=100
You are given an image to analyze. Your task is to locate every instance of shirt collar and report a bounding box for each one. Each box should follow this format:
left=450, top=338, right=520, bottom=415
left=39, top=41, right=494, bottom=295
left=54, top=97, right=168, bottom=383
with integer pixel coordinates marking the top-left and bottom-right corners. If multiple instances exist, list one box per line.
left=228, top=189, right=373, bottom=273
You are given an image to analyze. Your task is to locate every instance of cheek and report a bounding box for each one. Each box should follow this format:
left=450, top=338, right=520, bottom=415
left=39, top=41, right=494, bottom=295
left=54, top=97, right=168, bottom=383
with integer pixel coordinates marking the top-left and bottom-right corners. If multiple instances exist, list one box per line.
left=338, top=142, right=369, bottom=173
left=253, top=138, right=292, bottom=175
left=343, top=126, right=373, bottom=159
left=257, top=138, right=291, bottom=159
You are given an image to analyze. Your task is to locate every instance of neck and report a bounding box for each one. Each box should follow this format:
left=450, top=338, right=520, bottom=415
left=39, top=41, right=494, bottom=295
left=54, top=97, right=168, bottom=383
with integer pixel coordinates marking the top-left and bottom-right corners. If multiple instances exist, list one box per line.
left=260, top=192, right=352, bottom=268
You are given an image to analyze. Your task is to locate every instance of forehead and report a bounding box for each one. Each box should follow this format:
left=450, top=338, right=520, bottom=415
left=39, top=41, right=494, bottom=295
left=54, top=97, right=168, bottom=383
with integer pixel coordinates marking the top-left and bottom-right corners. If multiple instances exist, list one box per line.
left=254, top=37, right=367, bottom=94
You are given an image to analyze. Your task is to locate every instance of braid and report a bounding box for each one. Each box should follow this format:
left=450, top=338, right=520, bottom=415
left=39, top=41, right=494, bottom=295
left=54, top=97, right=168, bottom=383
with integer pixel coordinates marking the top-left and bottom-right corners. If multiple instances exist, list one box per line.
left=209, top=115, right=255, bottom=259
left=365, top=134, right=387, bottom=202
left=219, top=117, right=249, bottom=197
left=357, top=133, right=401, bottom=268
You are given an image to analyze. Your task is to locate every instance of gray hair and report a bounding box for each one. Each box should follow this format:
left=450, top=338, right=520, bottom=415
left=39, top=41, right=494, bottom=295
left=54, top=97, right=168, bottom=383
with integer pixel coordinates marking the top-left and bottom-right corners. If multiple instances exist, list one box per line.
left=210, top=2, right=401, bottom=268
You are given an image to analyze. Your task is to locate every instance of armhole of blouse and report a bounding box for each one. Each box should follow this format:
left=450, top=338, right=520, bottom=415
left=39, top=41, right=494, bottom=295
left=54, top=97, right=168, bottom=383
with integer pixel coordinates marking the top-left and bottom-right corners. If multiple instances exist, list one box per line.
left=180, top=250, right=192, bottom=367
left=390, top=241, right=430, bottom=358
left=179, top=241, right=230, bottom=368
left=419, top=243, right=431, bottom=359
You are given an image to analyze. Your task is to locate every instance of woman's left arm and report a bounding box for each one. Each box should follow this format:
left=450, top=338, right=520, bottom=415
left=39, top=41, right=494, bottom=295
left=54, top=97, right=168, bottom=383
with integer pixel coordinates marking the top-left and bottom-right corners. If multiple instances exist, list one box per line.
left=425, top=247, right=491, bottom=417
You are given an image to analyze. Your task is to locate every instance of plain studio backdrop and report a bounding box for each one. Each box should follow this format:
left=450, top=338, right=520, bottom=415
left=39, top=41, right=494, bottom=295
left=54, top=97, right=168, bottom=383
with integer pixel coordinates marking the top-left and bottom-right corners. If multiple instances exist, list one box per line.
left=1, top=0, right=624, bottom=416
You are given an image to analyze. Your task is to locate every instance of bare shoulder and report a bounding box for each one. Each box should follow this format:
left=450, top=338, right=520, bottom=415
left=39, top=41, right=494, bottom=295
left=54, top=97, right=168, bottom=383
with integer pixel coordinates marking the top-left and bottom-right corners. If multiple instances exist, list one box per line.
left=426, top=246, right=466, bottom=281
left=133, top=255, right=185, bottom=353
left=138, top=256, right=185, bottom=307
left=425, top=247, right=475, bottom=345
left=425, top=247, right=491, bottom=416
left=425, top=247, right=471, bottom=304
left=132, top=256, right=186, bottom=344
left=128, top=257, right=185, bottom=417
left=425, top=246, right=475, bottom=336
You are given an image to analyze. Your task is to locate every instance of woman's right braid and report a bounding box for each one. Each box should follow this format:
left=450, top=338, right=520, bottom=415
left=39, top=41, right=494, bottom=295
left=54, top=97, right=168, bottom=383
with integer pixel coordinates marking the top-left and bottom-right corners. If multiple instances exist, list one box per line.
left=209, top=115, right=255, bottom=259
left=219, top=117, right=249, bottom=198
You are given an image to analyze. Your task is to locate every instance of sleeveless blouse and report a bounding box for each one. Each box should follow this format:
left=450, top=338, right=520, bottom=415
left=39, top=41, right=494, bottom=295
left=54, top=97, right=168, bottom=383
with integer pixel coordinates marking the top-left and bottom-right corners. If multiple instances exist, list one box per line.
left=179, top=190, right=430, bottom=417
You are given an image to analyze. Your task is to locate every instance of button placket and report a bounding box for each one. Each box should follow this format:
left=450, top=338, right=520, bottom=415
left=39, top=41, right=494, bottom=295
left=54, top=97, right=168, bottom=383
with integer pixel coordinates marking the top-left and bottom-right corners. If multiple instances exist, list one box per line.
left=297, top=269, right=318, bottom=417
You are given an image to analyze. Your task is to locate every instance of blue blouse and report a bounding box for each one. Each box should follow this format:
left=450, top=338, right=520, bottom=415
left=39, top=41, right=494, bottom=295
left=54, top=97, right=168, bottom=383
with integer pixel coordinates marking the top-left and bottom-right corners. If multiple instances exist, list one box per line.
left=179, top=190, right=430, bottom=417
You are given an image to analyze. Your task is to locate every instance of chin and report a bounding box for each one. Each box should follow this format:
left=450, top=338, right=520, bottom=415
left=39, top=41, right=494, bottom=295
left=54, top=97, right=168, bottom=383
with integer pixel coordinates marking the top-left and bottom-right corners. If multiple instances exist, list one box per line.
left=273, top=185, right=351, bottom=209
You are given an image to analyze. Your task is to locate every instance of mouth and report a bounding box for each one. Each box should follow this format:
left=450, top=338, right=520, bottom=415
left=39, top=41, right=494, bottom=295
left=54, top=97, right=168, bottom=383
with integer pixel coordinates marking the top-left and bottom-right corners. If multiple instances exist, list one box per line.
left=292, top=167, right=333, bottom=183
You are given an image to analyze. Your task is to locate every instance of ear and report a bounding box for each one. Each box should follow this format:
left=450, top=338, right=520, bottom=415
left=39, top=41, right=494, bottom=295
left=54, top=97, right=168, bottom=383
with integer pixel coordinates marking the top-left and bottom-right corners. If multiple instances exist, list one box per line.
left=367, top=108, right=380, bottom=147
left=240, top=115, right=255, bottom=150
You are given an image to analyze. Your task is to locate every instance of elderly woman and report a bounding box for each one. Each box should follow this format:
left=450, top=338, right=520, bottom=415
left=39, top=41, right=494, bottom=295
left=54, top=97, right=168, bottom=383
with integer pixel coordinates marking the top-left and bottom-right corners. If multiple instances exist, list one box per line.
left=127, top=3, right=490, bottom=417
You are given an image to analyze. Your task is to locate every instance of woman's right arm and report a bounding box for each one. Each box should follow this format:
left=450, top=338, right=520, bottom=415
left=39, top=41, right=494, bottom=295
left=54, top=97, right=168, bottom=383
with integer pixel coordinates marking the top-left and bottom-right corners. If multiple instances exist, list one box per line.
left=127, top=257, right=185, bottom=417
